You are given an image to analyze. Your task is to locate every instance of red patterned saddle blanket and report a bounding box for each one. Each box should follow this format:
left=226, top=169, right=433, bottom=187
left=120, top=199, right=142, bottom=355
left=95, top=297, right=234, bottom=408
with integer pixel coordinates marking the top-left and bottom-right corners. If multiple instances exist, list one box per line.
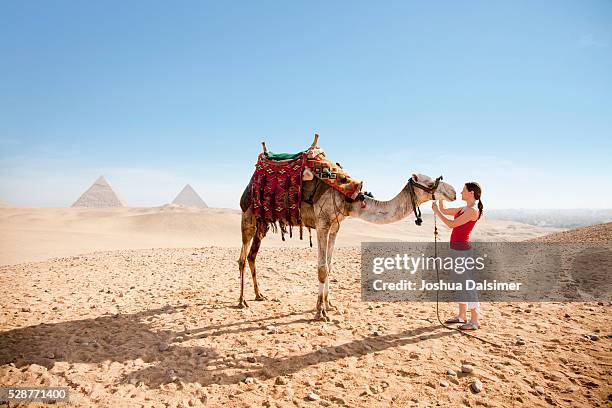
left=250, top=152, right=306, bottom=227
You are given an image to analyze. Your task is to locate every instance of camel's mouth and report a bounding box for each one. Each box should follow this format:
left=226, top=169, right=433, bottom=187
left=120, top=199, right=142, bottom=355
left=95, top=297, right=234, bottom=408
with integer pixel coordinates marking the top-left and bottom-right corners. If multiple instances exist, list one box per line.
left=437, top=183, right=457, bottom=202
left=448, top=190, right=457, bottom=201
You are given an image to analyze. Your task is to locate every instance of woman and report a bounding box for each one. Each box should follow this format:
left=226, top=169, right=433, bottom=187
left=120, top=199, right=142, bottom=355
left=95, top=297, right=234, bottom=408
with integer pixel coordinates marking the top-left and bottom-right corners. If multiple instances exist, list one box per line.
left=431, top=181, right=484, bottom=330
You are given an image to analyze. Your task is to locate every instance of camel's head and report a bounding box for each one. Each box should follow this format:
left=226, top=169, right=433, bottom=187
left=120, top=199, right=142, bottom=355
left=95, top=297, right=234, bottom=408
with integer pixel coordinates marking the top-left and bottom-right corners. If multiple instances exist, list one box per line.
left=411, top=173, right=456, bottom=202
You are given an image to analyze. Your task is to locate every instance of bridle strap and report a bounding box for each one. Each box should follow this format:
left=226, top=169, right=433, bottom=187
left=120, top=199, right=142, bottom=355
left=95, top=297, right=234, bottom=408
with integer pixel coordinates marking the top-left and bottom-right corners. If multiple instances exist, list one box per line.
left=408, top=175, right=443, bottom=226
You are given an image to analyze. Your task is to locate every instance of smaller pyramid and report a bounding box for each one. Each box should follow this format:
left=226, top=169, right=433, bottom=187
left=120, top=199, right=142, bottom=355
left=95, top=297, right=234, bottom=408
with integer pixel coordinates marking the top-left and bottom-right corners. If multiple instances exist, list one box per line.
left=72, top=176, right=126, bottom=208
left=172, top=184, right=208, bottom=208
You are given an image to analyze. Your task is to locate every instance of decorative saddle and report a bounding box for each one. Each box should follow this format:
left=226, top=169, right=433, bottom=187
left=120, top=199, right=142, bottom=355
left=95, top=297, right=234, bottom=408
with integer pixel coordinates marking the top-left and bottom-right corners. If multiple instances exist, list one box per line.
left=248, top=134, right=364, bottom=239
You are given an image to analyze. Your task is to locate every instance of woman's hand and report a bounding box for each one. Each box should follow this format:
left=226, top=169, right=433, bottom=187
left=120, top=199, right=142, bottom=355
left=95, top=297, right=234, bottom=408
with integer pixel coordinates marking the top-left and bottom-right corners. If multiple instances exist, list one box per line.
left=431, top=201, right=439, bottom=213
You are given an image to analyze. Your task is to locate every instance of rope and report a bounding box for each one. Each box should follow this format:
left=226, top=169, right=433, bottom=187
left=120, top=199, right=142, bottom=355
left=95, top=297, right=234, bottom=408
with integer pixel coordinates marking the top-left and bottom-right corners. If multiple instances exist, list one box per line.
left=433, top=213, right=503, bottom=348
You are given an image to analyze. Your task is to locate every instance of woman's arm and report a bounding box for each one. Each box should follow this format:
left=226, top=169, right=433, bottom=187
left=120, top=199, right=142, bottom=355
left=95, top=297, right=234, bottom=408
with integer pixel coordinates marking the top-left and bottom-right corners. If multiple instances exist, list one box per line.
left=432, top=204, right=478, bottom=228
left=438, top=199, right=461, bottom=216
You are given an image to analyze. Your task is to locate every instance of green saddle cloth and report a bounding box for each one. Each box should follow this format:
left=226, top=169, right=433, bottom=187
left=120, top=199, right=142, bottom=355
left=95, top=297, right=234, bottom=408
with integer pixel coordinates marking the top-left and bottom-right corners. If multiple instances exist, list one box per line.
left=263, top=151, right=305, bottom=161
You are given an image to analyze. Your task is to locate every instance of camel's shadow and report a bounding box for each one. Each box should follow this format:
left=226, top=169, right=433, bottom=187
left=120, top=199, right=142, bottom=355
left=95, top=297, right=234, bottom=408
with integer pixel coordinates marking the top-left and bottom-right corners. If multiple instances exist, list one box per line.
left=0, top=304, right=454, bottom=389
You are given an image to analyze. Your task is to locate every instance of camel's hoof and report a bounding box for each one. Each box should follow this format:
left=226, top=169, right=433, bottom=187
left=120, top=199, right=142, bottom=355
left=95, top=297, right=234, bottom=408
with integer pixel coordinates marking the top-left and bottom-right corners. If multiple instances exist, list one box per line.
left=255, top=294, right=268, bottom=301
left=237, top=299, right=249, bottom=309
left=314, top=310, right=330, bottom=322
left=326, top=301, right=337, bottom=311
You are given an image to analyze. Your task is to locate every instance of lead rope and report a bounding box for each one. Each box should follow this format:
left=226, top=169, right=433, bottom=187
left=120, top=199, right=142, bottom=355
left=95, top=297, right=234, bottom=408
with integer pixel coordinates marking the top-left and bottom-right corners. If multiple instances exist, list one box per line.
left=433, top=212, right=503, bottom=348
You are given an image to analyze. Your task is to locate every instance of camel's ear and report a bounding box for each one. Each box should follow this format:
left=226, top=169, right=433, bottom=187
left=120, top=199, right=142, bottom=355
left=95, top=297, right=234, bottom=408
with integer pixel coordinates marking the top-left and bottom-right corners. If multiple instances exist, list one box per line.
left=412, top=174, right=418, bottom=182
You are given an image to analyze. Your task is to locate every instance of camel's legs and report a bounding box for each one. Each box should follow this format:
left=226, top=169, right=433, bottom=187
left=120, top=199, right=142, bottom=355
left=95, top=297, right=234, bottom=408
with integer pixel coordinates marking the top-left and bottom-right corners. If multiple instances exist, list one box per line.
left=315, top=225, right=331, bottom=321
left=238, top=212, right=256, bottom=308
left=325, top=227, right=338, bottom=310
left=248, top=225, right=267, bottom=301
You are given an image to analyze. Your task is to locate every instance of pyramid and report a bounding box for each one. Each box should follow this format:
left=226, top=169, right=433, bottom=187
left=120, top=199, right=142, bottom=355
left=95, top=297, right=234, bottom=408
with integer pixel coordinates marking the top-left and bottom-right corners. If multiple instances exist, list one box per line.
left=71, top=176, right=126, bottom=208
left=172, top=184, right=208, bottom=208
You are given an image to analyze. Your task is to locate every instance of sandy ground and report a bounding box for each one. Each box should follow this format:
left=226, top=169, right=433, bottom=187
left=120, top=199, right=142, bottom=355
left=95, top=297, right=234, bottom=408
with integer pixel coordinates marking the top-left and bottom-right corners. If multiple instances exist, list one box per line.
left=0, top=208, right=609, bottom=407
left=0, top=206, right=561, bottom=266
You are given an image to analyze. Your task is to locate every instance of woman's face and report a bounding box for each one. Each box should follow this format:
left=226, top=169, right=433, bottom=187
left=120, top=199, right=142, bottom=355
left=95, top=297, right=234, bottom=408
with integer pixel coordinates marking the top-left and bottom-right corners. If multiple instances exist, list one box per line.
left=461, top=185, right=474, bottom=202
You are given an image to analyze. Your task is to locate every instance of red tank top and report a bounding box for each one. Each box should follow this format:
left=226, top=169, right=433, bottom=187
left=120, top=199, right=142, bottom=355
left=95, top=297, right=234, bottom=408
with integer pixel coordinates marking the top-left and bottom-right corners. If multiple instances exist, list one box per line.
left=450, top=208, right=477, bottom=250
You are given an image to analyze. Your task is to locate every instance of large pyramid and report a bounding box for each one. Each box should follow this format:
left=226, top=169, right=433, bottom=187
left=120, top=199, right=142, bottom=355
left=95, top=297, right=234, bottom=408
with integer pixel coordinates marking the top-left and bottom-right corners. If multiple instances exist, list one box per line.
left=172, top=184, right=208, bottom=208
left=72, top=176, right=126, bottom=208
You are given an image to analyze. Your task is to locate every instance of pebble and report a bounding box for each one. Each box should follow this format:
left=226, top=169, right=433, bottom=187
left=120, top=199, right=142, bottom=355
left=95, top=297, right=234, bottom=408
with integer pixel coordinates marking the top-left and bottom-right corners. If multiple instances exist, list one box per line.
left=461, top=364, right=474, bottom=374
left=166, top=369, right=178, bottom=382
left=306, top=392, right=319, bottom=401
left=447, top=369, right=457, bottom=376
left=516, top=338, right=526, bottom=346
left=275, top=376, right=288, bottom=386
left=244, top=377, right=256, bottom=384
left=439, top=380, right=449, bottom=388
left=158, top=342, right=170, bottom=352
left=470, top=380, right=483, bottom=393
left=361, top=385, right=374, bottom=396
left=589, top=334, right=599, bottom=341
left=266, top=325, right=279, bottom=334
left=46, top=351, right=55, bottom=359
left=534, top=385, right=545, bottom=394
left=247, top=356, right=257, bottom=363
left=21, top=307, right=31, bottom=312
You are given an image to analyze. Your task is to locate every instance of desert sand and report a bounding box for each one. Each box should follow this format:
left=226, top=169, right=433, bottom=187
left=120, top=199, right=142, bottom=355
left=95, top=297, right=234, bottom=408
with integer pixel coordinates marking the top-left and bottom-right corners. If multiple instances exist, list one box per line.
left=0, top=206, right=561, bottom=266
left=0, top=207, right=610, bottom=407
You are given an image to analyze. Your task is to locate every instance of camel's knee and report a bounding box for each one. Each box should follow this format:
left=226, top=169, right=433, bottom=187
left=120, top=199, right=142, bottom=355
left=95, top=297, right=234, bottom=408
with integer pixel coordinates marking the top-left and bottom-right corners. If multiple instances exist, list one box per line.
left=238, top=258, right=246, bottom=271
left=317, top=265, right=328, bottom=283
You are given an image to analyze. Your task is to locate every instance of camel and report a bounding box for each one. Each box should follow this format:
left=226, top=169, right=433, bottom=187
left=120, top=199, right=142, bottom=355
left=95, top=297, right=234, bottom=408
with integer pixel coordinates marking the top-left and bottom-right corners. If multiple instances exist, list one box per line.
left=238, top=137, right=457, bottom=321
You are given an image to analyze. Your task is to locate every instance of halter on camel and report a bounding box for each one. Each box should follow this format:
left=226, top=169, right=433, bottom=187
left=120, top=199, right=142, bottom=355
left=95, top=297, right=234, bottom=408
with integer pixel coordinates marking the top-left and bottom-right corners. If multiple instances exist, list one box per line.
left=407, top=175, right=443, bottom=225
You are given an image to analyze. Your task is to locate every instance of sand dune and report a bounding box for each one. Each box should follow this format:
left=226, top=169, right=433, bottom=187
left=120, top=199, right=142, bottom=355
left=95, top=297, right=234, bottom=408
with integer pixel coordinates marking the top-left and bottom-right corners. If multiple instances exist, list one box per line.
left=531, top=222, right=612, bottom=242
left=0, top=206, right=561, bottom=266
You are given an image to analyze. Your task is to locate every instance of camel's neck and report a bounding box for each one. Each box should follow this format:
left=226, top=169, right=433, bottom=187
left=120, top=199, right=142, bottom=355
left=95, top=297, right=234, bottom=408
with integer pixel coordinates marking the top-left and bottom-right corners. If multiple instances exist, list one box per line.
left=350, top=182, right=426, bottom=224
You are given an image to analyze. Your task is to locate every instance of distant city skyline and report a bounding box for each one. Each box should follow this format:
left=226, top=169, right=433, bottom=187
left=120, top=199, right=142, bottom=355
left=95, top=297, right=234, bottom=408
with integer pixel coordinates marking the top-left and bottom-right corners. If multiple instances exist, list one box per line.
left=1, top=1, right=610, bottom=209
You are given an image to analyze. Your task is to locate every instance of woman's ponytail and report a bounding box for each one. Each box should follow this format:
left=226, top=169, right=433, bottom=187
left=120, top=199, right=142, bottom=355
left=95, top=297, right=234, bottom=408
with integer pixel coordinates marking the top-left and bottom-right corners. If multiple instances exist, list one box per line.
left=465, top=181, right=483, bottom=220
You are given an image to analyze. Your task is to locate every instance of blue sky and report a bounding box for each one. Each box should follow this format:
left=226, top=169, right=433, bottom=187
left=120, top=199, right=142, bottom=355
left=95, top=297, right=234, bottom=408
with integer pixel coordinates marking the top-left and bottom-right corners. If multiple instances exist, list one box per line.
left=1, top=1, right=610, bottom=209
